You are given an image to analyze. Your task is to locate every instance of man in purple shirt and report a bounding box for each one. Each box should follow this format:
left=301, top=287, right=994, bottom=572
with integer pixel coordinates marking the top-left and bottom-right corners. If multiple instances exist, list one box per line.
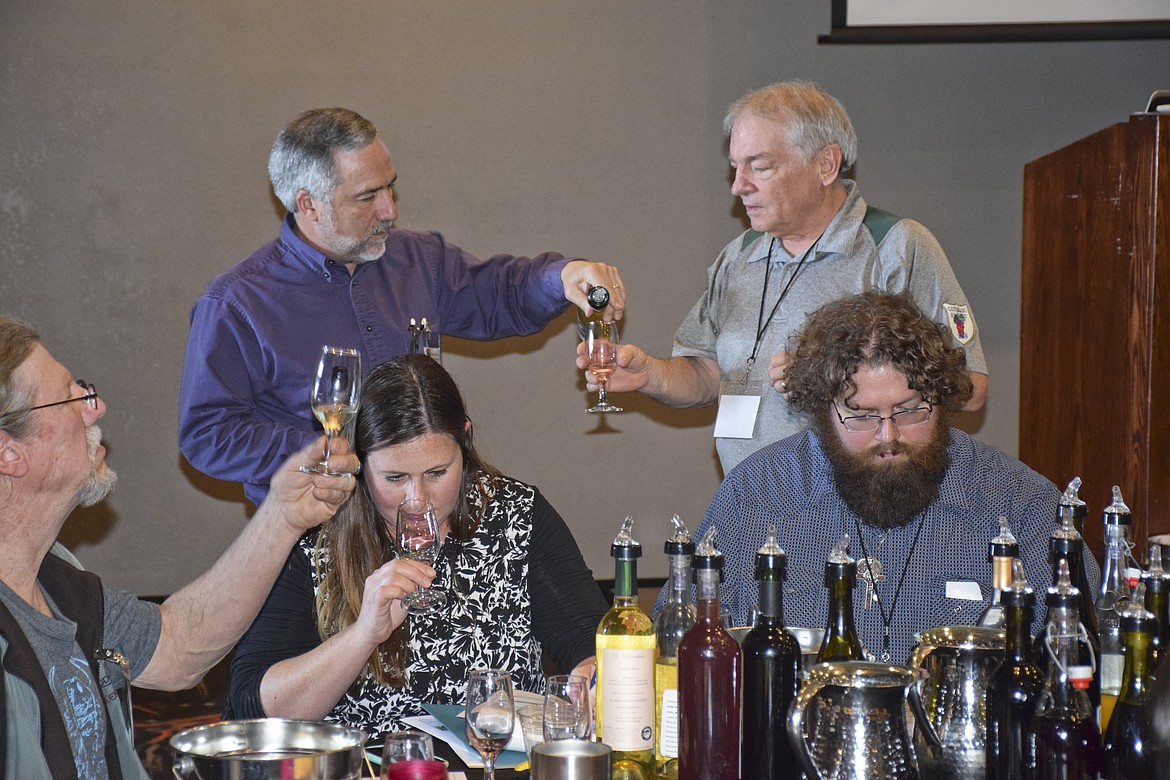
left=180, top=108, right=625, bottom=505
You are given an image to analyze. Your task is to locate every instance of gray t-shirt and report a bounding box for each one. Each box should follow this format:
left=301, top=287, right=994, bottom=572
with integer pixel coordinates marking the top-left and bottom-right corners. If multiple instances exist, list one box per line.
left=0, top=546, right=162, bottom=779
left=674, top=179, right=988, bottom=474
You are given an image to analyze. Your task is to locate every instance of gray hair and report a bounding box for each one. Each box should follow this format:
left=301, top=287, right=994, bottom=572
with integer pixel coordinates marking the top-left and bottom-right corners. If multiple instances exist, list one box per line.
left=0, top=316, right=41, bottom=439
left=724, top=80, right=858, bottom=171
left=268, top=108, right=380, bottom=212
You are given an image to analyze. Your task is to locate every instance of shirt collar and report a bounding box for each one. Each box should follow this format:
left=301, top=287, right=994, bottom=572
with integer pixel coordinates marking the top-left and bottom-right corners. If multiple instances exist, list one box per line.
left=278, top=213, right=354, bottom=281
left=743, top=179, right=863, bottom=266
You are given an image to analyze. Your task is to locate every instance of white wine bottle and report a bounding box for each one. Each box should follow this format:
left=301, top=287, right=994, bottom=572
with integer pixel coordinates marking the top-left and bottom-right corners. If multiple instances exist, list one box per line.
left=596, top=516, right=656, bottom=780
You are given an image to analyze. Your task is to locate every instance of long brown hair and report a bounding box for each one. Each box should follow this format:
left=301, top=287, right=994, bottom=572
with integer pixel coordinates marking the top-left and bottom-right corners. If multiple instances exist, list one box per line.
left=314, top=354, right=499, bottom=687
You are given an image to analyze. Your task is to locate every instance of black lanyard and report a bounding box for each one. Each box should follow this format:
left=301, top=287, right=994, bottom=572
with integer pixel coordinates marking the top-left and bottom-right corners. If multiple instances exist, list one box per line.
left=747, top=235, right=820, bottom=370
left=853, top=511, right=929, bottom=662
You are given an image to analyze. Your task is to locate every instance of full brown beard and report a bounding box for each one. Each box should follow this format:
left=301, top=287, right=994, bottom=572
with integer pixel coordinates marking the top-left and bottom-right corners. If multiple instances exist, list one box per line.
left=814, top=415, right=951, bottom=530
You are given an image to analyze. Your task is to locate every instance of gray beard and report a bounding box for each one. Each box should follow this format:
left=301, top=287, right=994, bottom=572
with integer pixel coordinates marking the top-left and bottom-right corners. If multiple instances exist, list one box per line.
left=815, top=416, right=951, bottom=530
left=76, top=425, right=117, bottom=507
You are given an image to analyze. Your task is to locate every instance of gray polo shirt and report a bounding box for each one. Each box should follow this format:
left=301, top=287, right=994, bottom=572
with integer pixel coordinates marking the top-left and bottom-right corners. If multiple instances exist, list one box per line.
left=674, top=179, right=987, bottom=474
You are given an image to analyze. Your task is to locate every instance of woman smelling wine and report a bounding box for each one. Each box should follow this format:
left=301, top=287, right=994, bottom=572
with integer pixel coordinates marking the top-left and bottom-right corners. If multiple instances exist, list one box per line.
left=224, top=354, right=605, bottom=733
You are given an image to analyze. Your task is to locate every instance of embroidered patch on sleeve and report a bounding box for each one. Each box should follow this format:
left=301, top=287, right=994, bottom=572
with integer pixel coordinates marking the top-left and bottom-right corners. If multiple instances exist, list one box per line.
left=942, top=303, right=974, bottom=345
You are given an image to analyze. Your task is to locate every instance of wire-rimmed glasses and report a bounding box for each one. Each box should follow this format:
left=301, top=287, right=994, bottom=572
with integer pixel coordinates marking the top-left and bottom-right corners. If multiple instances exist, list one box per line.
left=0, top=379, right=97, bottom=421
left=833, top=401, right=933, bottom=433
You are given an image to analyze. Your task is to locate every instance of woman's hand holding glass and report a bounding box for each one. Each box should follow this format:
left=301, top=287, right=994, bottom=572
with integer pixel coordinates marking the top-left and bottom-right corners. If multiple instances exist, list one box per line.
left=395, top=498, right=447, bottom=615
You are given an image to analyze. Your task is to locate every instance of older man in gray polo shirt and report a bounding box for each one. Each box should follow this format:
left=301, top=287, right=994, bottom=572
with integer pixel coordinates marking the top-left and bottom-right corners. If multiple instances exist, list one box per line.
left=578, top=80, right=988, bottom=475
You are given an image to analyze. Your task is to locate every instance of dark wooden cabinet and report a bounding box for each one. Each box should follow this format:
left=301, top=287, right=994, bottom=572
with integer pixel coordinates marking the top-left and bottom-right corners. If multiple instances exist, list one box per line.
left=1020, top=112, right=1170, bottom=557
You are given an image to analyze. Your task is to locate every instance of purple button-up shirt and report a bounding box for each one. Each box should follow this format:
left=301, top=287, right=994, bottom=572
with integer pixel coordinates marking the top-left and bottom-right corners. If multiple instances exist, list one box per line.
left=179, top=214, right=569, bottom=504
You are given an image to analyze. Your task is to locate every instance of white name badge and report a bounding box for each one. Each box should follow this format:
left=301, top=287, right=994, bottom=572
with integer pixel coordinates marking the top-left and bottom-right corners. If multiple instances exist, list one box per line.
left=946, top=581, right=984, bottom=601
left=715, top=378, right=762, bottom=439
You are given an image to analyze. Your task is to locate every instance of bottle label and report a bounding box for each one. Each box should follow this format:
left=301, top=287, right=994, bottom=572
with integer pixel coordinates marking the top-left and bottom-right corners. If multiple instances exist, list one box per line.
left=1100, top=653, right=1124, bottom=694
left=600, top=647, right=655, bottom=751
left=658, top=688, right=679, bottom=758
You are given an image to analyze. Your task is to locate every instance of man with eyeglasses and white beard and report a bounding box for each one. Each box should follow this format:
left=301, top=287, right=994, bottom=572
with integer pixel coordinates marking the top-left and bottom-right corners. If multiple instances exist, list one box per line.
left=665, top=291, right=1097, bottom=664
left=0, top=316, right=357, bottom=779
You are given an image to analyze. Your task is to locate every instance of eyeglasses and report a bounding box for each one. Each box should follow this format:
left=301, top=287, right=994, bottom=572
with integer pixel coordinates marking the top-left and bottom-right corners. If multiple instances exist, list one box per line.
left=833, top=400, right=933, bottom=433
left=0, top=379, right=98, bottom=421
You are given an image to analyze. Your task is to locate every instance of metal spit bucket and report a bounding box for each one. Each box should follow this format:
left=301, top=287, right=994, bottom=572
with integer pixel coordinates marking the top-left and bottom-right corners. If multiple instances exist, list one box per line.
left=171, top=718, right=367, bottom=780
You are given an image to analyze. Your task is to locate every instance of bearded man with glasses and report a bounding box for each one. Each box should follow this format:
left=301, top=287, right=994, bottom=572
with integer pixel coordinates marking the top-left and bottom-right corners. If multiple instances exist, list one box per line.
left=0, top=316, right=357, bottom=779
left=659, top=291, right=1095, bottom=664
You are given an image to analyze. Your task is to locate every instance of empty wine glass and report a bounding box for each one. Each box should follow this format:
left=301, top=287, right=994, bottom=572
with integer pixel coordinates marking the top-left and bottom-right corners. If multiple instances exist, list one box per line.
left=380, top=730, right=434, bottom=776
left=583, top=319, right=622, bottom=413
left=299, top=345, right=361, bottom=476
left=542, top=674, right=590, bottom=741
left=465, top=669, right=515, bottom=780
left=395, top=498, right=447, bottom=614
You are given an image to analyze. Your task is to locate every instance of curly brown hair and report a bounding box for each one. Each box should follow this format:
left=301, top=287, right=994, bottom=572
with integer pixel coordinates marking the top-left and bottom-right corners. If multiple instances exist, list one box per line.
left=785, top=291, right=973, bottom=415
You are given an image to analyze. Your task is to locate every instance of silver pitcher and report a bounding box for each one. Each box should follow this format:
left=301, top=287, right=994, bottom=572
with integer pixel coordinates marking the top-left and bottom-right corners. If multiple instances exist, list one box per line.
left=909, top=626, right=1006, bottom=780
left=788, top=661, right=941, bottom=780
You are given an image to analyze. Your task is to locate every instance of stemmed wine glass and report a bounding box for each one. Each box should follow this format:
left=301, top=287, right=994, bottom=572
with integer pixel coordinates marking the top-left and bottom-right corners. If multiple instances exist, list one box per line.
left=583, top=319, right=622, bottom=413
left=395, top=498, right=447, bottom=614
left=464, top=669, right=515, bottom=780
left=299, top=345, right=361, bottom=476
left=542, top=674, right=590, bottom=741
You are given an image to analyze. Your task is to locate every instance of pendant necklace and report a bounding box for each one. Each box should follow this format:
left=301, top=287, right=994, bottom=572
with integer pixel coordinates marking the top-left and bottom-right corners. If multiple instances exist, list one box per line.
left=853, top=512, right=929, bottom=662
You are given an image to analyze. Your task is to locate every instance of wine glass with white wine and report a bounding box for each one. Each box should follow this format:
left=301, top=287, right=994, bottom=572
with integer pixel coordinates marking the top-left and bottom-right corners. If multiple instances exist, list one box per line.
left=395, top=498, right=447, bottom=614
left=583, top=319, right=622, bottom=413
left=299, top=345, right=361, bottom=476
left=464, top=669, right=515, bottom=780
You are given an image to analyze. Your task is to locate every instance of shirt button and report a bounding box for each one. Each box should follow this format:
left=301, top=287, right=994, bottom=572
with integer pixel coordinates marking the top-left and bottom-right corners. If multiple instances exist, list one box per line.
left=366, top=325, right=373, bottom=332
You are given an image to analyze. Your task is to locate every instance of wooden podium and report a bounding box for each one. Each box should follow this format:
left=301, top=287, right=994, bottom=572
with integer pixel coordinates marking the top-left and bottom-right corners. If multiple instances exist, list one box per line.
left=1020, top=112, right=1170, bottom=556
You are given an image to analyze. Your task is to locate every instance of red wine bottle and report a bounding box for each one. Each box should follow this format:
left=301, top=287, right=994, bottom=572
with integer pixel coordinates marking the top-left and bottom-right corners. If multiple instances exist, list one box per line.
left=677, top=528, right=741, bottom=780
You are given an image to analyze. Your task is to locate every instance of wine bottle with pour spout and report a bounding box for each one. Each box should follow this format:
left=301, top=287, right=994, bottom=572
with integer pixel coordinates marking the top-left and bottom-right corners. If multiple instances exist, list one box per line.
left=1029, top=559, right=1105, bottom=779
left=741, top=522, right=802, bottom=780
left=978, top=516, right=1020, bottom=629
left=816, top=534, right=864, bottom=663
left=985, top=560, right=1043, bottom=780
left=677, top=528, right=740, bottom=780
left=596, top=516, right=656, bottom=780
left=1102, top=581, right=1157, bottom=778
left=652, top=515, right=694, bottom=779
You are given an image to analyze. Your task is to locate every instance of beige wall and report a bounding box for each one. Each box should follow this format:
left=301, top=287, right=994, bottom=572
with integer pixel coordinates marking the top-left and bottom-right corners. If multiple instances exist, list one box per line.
left=2, top=0, right=1167, bottom=592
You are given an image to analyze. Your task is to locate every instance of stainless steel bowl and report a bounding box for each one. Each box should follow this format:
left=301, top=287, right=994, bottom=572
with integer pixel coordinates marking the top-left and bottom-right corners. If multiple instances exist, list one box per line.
left=171, top=718, right=367, bottom=780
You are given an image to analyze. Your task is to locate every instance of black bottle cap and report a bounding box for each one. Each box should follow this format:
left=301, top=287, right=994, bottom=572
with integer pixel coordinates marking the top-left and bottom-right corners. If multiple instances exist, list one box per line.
left=990, top=540, right=1020, bottom=560
left=611, top=540, right=642, bottom=560
left=587, top=286, right=610, bottom=310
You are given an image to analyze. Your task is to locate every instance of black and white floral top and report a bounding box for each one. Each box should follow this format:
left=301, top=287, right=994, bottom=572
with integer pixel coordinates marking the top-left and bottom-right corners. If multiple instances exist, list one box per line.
left=226, top=473, right=606, bottom=734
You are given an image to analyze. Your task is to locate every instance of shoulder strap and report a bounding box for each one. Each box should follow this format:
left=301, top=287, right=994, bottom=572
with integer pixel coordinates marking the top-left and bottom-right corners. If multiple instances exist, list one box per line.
left=38, top=554, right=125, bottom=780
left=0, top=573, right=83, bottom=779
left=861, top=204, right=901, bottom=246
left=740, top=229, right=765, bottom=252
